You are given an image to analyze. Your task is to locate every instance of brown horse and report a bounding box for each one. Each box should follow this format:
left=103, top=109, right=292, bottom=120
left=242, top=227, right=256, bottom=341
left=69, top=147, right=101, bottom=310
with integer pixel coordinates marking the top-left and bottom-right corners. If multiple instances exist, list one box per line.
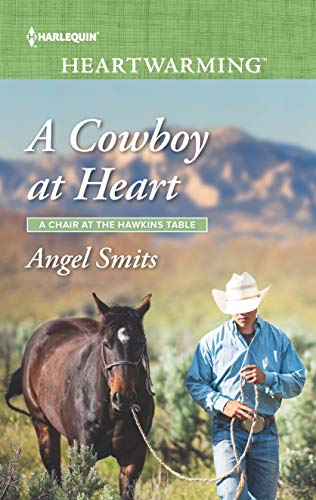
left=6, top=293, right=155, bottom=499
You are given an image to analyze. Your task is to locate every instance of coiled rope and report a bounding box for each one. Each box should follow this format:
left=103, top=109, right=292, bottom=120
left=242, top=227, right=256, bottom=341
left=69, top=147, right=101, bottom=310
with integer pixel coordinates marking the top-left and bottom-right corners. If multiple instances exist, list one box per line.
left=131, top=378, right=259, bottom=500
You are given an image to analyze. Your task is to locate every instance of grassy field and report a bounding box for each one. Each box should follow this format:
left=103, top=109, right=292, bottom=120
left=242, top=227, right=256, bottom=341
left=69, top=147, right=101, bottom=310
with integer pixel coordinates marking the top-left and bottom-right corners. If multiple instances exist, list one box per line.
left=0, top=380, right=308, bottom=499
left=0, top=212, right=315, bottom=498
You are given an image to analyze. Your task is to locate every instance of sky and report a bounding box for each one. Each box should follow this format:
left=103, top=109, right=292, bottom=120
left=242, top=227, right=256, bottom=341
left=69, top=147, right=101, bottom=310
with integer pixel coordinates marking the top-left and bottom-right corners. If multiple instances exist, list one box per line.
left=0, top=80, right=315, bottom=158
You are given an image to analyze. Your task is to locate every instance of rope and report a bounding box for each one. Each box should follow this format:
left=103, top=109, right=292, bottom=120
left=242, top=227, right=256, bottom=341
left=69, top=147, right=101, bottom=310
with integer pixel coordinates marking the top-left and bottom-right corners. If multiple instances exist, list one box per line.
left=131, top=378, right=259, bottom=500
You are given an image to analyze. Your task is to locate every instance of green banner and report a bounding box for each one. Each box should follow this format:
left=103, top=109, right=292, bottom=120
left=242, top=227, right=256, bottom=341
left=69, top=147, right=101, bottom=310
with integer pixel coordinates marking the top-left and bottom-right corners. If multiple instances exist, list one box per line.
left=0, top=0, right=315, bottom=79
left=27, top=217, right=208, bottom=233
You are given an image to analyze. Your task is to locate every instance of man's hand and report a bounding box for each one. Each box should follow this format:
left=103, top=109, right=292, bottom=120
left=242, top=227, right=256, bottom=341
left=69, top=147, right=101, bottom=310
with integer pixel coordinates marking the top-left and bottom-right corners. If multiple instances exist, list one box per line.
left=223, top=400, right=256, bottom=421
left=240, top=364, right=266, bottom=384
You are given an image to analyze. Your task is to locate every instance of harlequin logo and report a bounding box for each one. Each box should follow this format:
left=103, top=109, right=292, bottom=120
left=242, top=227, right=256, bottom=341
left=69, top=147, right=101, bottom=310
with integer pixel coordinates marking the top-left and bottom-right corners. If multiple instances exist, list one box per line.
left=26, top=27, right=37, bottom=48
left=26, top=27, right=98, bottom=48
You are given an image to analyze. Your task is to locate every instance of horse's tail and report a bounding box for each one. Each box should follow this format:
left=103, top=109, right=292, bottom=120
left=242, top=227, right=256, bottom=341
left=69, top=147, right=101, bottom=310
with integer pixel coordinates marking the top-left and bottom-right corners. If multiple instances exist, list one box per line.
left=5, top=367, right=32, bottom=418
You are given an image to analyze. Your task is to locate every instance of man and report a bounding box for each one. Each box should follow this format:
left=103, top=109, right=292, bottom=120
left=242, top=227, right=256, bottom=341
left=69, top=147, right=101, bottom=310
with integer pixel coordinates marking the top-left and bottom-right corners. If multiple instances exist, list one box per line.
left=186, top=272, right=305, bottom=500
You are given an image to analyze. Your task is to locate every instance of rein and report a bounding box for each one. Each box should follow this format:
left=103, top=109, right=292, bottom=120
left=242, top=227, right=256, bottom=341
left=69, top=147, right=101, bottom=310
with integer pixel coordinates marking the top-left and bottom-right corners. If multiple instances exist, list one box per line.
left=100, top=343, right=155, bottom=396
left=131, top=377, right=260, bottom=500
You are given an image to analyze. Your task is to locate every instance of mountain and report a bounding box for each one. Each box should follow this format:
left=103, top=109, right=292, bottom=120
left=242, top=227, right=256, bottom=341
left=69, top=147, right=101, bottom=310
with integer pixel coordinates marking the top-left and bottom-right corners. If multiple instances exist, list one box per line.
left=1, top=126, right=316, bottom=233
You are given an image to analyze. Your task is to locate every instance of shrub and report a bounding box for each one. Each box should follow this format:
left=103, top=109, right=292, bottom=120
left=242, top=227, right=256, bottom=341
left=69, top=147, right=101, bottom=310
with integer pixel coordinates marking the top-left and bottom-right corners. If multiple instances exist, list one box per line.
left=28, top=471, right=59, bottom=499
left=0, top=444, right=21, bottom=500
left=278, top=350, right=316, bottom=497
left=99, top=484, right=120, bottom=500
left=151, top=345, right=211, bottom=466
left=60, top=443, right=104, bottom=499
left=26, top=444, right=118, bottom=500
left=14, top=318, right=38, bottom=357
left=281, top=448, right=316, bottom=500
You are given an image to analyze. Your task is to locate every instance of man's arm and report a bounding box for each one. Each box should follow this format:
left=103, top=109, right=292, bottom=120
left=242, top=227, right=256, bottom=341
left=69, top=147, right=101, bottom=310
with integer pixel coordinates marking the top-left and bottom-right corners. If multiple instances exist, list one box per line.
left=264, top=336, right=306, bottom=398
left=186, top=340, right=258, bottom=419
left=242, top=336, right=306, bottom=398
left=186, top=342, right=230, bottom=415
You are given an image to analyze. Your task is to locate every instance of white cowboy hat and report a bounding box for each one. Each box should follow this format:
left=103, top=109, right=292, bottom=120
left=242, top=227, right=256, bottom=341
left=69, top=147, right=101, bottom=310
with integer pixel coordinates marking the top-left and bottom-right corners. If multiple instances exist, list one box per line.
left=212, top=272, right=271, bottom=315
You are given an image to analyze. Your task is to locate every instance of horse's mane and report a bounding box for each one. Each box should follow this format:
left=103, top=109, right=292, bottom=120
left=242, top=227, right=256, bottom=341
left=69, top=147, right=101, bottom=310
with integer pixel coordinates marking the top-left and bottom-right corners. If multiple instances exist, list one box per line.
left=100, top=306, right=142, bottom=334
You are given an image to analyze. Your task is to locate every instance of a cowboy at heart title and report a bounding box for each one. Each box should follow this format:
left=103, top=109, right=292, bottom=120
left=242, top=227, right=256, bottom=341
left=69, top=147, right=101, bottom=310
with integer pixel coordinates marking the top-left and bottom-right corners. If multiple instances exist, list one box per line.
left=25, top=117, right=210, bottom=202
left=24, top=117, right=210, bottom=276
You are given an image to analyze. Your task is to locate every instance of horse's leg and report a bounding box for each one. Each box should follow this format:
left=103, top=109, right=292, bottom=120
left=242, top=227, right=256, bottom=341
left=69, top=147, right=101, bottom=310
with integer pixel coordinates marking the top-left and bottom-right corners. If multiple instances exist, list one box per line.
left=33, top=420, right=61, bottom=482
left=118, top=445, right=146, bottom=500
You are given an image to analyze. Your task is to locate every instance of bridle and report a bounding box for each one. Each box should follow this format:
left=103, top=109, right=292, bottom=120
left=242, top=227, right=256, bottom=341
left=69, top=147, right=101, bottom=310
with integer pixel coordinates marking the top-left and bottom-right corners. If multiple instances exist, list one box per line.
left=101, top=343, right=144, bottom=370
left=100, top=342, right=154, bottom=396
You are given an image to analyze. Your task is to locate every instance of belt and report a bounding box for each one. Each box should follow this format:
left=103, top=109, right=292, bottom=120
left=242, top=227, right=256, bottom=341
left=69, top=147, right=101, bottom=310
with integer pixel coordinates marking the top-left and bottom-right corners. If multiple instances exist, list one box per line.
left=215, top=412, right=275, bottom=433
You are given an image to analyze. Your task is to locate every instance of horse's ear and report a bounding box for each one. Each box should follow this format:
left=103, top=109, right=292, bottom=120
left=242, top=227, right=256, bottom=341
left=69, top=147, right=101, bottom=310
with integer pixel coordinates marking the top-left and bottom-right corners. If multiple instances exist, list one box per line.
left=137, top=293, right=152, bottom=318
left=92, top=293, right=110, bottom=316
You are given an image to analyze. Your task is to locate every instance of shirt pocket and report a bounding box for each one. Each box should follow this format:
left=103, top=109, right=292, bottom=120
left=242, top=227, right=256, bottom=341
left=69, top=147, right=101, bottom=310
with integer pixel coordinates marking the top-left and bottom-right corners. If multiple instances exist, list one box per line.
left=261, top=350, right=281, bottom=371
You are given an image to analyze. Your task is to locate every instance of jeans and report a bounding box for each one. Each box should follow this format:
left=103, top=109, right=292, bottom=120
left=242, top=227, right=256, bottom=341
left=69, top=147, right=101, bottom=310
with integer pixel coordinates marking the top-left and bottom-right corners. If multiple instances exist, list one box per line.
left=212, top=418, right=279, bottom=500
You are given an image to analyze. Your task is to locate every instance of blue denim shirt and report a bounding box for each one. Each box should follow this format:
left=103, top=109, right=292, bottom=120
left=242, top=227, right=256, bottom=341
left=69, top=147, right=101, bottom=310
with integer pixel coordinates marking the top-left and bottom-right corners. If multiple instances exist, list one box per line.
left=186, top=315, right=306, bottom=416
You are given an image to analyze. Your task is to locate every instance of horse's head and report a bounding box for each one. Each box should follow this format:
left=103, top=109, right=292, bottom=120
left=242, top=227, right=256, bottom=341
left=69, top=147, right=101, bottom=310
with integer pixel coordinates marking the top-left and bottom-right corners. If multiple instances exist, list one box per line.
left=93, top=292, right=151, bottom=413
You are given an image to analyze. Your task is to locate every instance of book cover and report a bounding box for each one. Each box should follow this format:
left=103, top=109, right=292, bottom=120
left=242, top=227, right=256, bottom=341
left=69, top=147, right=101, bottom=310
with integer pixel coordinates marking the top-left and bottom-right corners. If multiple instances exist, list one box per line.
left=0, top=2, right=315, bottom=499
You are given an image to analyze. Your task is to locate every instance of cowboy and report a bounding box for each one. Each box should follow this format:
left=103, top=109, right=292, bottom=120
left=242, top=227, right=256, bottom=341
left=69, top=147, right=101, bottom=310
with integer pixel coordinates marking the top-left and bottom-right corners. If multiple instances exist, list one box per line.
left=186, top=272, right=305, bottom=500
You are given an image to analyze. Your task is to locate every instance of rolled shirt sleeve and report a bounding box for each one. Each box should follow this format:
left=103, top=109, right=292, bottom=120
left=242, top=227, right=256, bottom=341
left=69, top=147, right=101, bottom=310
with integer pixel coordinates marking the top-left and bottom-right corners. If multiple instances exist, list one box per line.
left=186, top=342, right=230, bottom=415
